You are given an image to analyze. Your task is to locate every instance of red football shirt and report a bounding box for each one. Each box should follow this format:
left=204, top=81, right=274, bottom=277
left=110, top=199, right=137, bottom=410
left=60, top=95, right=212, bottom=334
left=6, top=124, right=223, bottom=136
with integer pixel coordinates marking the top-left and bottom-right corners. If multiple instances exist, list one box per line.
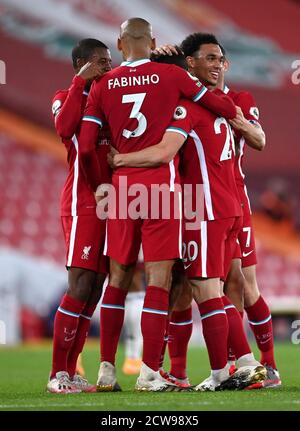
left=166, top=98, right=242, bottom=221
left=79, top=58, right=236, bottom=188
left=224, top=86, right=261, bottom=214
left=52, top=75, right=111, bottom=216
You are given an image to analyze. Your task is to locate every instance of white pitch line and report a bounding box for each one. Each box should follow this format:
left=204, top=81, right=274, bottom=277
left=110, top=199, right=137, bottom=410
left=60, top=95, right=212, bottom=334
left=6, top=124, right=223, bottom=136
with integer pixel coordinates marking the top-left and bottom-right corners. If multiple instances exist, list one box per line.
left=1, top=400, right=298, bottom=410
left=0, top=402, right=105, bottom=409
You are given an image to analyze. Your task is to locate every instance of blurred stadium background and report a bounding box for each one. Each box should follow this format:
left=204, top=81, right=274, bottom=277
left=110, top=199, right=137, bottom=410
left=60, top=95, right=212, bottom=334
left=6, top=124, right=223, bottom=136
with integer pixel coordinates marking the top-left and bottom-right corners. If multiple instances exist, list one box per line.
left=0, top=0, right=299, bottom=347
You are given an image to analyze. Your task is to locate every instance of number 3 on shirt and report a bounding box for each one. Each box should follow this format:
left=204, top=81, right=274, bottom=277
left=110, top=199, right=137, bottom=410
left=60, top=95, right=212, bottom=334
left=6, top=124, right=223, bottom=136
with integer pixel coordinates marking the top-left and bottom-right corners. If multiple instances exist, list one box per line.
left=122, top=93, right=147, bottom=138
left=214, top=117, right=235, bottom=161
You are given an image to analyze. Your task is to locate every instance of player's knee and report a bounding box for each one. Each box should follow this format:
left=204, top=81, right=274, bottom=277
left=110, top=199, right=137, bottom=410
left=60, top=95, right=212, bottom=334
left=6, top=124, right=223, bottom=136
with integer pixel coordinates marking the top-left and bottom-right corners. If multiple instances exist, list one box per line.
left=173, top=286, right=193, bottom=311
left=145, top=261, right=173, bottom=290
left=67, top=269, right=96, bottom=302
left=146, top=272, right=171, bottom=290
left=190, top=279, right=220, bottom=303
left=226, top=271, right=245, bottom=297
left=109, top=261, right=135, bottom=291
left=109, top=275, right=127, bottom=290
left=243, top=273, right=257, bottom=292
left=88, top=276, right=105, bottom=305
left=244, top=280, right=260, bottom=307
left=242, top=267, right=260, bottom=304
left=109, top=272, right=132, bottom=291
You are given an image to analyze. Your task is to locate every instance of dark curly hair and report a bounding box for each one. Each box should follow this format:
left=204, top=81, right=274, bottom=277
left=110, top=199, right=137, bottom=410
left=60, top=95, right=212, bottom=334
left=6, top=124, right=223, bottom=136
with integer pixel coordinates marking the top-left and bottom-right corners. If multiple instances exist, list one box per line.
left=72, top=38, right=108, bottom=69
left=151, top=46, right=187, bottom=70
left=180, top=33, right=220, bottom=57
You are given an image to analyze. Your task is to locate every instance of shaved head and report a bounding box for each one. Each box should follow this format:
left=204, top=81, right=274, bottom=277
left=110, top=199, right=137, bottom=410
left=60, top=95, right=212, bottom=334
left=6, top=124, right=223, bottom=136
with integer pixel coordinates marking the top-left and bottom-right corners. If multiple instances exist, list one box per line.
left=118, top=17, right=155, bottom=60
left=120, top=17, right=153, bottom=40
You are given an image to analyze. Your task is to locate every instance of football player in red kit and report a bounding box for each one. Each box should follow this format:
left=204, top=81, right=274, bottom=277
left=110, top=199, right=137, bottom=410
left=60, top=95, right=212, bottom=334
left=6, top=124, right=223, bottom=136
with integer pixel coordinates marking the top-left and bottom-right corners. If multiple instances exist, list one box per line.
left=47, top=39, right=112, bottom=393
left=219, top=47, right=281, bottom=388
left=78, top=18, right=237, bottom=392
left=109, top=34, right=267, bottom=391
left=147, top=40, right=280, bottom=390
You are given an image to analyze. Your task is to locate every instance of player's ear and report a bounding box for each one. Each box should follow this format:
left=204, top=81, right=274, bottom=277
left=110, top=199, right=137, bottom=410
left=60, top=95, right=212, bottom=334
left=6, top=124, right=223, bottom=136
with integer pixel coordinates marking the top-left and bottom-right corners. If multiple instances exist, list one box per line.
left=151, top=38, right=156, bottom=51
left=186, top=56, right=195, bottom=69
left=224, top=58, right=230, bottom=72
left=117, top=38, right=122, bottom=52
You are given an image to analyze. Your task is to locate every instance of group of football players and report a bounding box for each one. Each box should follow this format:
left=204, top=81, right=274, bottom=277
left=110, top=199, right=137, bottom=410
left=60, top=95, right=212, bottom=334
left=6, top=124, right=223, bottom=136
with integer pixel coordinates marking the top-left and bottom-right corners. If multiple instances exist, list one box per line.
left=47, top=17, right=281, bottom=393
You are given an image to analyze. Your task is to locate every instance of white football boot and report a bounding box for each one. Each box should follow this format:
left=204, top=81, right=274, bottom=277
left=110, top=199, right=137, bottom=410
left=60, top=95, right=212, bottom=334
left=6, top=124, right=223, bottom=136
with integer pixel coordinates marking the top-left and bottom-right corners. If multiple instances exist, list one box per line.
left=96, top=361, right=122, bottom=392
left=71, top=374, right=96, bottom=393
left=218, top=354, right=267, bottom=390
left=47, top=371, right=82, bottom=394
left=194, top=364, right=231, bottom=392
left=136, top=363, right=182, bottom=392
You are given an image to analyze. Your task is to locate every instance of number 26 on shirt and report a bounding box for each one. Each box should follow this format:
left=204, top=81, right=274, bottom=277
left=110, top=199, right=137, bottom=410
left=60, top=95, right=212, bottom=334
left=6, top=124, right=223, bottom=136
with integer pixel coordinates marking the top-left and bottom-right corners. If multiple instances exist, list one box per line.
left=214, top=117, right=235, bottom=161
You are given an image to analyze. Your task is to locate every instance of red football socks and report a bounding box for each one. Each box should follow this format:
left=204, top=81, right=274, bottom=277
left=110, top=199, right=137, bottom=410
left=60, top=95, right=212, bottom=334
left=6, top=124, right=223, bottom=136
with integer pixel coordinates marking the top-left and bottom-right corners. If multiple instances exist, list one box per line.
left=222, top=295, right=252, bottom=359
left=51, top=294, right=86, bottom=378
left=141, top=286, right=169, bottom=371
left=159, top=318, right=169, bottom=370
left=245, top=295, right=276, bottom=369
left=168, top=307, right=193, bottom=379
left=198, top=298, right=228, bottom=370
left=67, top=302, right=97, bottom=378
left=100, top=285, right=127, bottom=365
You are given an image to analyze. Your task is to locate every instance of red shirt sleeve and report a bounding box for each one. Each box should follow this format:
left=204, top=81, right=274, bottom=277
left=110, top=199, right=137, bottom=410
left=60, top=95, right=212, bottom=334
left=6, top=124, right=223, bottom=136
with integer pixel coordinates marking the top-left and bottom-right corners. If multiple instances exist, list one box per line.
left=51, top=75, right=86, bottom=139
left=172, top=67, right=237, bottom=120
left=165, top=100, right=194, bottom=137
left=233, top=91, right=260, bottom=125
left=78, top=79, right=105, bottom=192
left=79, top=79, right=105, bottom=154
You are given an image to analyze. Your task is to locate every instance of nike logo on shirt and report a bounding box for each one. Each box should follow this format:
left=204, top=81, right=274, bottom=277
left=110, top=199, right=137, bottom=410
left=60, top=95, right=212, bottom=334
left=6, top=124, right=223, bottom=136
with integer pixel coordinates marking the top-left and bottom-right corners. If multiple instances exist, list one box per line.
left=243, top=250, right=254, bottom=257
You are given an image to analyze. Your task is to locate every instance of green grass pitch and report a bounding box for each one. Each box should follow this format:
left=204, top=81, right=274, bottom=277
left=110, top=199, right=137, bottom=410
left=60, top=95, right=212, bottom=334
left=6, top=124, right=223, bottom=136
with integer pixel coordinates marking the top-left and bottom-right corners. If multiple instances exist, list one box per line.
left=0, top=341, right=299, bottom=411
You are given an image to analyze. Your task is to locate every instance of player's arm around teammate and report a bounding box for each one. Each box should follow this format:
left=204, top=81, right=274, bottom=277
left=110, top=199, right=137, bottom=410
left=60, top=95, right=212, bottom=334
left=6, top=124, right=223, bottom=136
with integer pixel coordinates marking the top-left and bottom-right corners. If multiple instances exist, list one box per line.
left=108, top=37, right=267, bottom=391
left=229, top=105, right=265, bottom=151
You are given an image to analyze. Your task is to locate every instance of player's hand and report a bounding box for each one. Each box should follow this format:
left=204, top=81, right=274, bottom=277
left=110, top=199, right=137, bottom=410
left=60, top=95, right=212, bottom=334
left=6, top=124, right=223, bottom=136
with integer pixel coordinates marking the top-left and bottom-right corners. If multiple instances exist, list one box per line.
left=77, top=61, right=103, bottom=81
left=107, top=152, right=115, bottom=168
left=109, top=145, right=119, bottom=157
left=94, top=191, right=103, bottom=204
left=229, top=106, right=249, bottom=132
left=107, top=153, right=121, bottom=169
left=107, top=146, right=119, bottom=169
left=152, top=44, right=179, bottom=56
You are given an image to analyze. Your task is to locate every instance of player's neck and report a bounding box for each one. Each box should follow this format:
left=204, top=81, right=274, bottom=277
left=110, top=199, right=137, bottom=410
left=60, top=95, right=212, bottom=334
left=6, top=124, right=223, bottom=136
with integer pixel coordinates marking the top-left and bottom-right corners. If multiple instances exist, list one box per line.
left=215, top=77, right=225, bottom=91
left=124, top=49, right=150, bottom=62
left=207, top=84, right=216, bottom=91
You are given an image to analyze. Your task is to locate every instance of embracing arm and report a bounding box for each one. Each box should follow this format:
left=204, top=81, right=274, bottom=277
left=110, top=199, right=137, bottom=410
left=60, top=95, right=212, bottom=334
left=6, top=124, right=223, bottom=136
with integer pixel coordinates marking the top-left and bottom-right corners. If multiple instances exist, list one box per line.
left=241, top=122, right=265, bottom=151
left=229, top=107, right=266, bottom=151
left=111, top=132, right=186, bottom=168
left=175, top=68, right=237, bottom=120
